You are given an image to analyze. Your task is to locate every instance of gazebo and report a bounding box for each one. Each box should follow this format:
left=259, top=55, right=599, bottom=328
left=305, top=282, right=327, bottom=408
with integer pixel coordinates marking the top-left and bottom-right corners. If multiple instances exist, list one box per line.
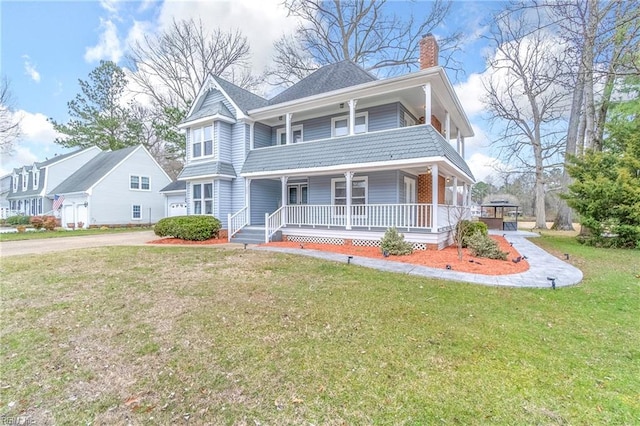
left=479, top=200, right=520, bottom=231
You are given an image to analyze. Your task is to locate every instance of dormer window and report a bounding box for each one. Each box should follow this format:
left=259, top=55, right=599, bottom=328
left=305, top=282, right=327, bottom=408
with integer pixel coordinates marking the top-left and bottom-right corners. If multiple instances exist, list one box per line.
left=33, top=168, right=39, bottom=189
left=21, top=170, right=28, bottom=191
left=12, top=174, right=18, bottom=192
left=192, top=124, right=214, bottom=159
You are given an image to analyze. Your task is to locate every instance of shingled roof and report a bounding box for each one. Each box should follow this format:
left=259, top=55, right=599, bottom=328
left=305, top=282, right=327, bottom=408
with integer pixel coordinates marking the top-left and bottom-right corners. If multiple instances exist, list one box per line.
left=242, top=125, right=474, bottom=179
left=268, top=60, right=377, bottom=106
left=177, top=161, right=237, bottom=180
left=49, top=146, right=139, bottom=194
left=215, top=77, right=269, bottom=113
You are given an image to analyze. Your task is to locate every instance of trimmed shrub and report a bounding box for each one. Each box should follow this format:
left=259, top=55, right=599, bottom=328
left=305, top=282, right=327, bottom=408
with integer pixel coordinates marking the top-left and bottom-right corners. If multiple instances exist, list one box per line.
left=380, top=227, right=413, bottom=256
left=456, top=220, right=488, bottom=248
left=29, top=215, right=57, bottom=231
left=466, top=231, right=508, bottom=260
left=154, top=215, right=222, bottom=241
left=7, top=215, right=31, bottom=226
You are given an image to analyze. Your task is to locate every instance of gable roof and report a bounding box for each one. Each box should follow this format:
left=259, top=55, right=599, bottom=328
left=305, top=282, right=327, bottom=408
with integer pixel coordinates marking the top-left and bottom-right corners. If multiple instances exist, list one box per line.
left=49, top=146, right=139, bottom=194
left=214, top=77, right=268, bottom=112
left=241, top=125, right=474, bottom=180
left=35, top=148, right=88, bottom=168
left=268, top=61, right=377, bottom=106
left=185, top=99, right=235, bottom=123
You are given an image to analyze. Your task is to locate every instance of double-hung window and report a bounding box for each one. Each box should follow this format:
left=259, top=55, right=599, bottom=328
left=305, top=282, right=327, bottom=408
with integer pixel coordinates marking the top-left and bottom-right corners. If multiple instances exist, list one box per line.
left=132, top=204, right=142, bottom=220
left=192, top=125, right=214, bottom=159
left=12, top=175, right=18, bottom=192
left=21, top=172, right=28, bottom=191
left=33, top=170, right=39, bottom=189
left=130, top=175, right=150, bottom=190
left=192, top=183, right=213, bottom=215
left=331, top=112, right=368, bottom=137
left=276, top=125, right=303, bottom=145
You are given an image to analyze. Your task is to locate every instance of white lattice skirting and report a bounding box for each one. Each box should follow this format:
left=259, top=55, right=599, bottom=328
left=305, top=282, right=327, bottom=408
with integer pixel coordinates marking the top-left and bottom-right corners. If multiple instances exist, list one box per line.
left=285, top=235, right=345, bottom=245
left=285, top=235, right=428, bottom=251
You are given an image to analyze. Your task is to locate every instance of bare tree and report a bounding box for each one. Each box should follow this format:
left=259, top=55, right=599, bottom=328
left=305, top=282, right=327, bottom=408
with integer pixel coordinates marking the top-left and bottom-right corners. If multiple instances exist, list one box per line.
left=269, top=0, right=463, bottom=86
left=0, top=77, right=22, bottom=155
left=482, top=8, right=568, bottom=229
left=127, top=18, right=255, bottom=112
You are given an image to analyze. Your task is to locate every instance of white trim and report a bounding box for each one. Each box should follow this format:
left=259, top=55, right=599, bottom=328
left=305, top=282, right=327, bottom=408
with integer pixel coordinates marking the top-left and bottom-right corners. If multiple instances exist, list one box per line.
left=190, top=123, right=216, bottom=160
left=276, top=124, right=303, bottom=145
left=177, top=173, right=235, bottom=181
left=190, top=181, right=214, bottom=215
left=183, top=74, right=245, bottom=122
left=404, top=111, right=416, bottom=127
left=404, top=176, right=416, bottom=203
left=331, top=112, right=368, bottom=137
left=178, top=113, right=236, bottom=129
left=331, top=176, right=368, bottom=206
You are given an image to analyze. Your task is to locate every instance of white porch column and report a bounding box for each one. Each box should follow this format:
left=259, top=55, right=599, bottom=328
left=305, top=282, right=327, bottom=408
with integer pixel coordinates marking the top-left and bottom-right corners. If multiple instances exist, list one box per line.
left=452, top=176, right=458, bottom=206
left=423, top=83, right=432, bottom=125
left=285, top=113, right=293, bottom=145
left=348, top=99, right=358, bottom=135
left=456, top=128, right=461, bottom=154
left=445, top=111, right=450, bottom=140
left=245, top=178, right=252, bottom=225
left=345, top=171, right=353, bottom=230
left=462, top=183, right=468, bottom=207
left=431, top=164, right=438, bottom=231
left=281, top=176, right=288, bottom=226
left=461, top=135, right=466, bottom=159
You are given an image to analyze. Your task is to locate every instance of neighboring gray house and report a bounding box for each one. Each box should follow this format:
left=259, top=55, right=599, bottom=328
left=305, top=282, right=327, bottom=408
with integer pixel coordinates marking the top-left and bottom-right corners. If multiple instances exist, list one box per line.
left=0, top=174, right=11, bottom=219
left=159, top=180, right=187, bottom=217
left=49, top=145, right=171, bottom=228
left=177, top=35, right=475, bottom=249
left=6, top=147, right=102, bottom=216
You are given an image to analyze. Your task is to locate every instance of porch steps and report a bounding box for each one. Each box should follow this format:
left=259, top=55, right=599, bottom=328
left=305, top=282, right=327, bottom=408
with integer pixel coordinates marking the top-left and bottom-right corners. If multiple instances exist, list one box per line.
left=230, top=226, right=282, bottom=245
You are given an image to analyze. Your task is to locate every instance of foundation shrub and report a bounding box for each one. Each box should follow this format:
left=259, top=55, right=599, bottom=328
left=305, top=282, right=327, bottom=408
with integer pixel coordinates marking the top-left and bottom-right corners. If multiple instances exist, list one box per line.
left=456, top=220, right=488, bottom=248
left=154, top=215, right=221, bottom=241
left=467, top=231, right=508, bottom=260
left=380, top=227, right=413, bottom=256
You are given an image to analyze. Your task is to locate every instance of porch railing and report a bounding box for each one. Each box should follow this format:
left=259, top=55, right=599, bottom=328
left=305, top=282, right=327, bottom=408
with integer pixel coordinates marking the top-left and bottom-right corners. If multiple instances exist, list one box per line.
left=227, top=206, right=248, bottom=241
left=437, top=204, right=471, bottom=231
left=265, top=206, right=285, bottom=243
left=284, top=203, right=436, bottom=231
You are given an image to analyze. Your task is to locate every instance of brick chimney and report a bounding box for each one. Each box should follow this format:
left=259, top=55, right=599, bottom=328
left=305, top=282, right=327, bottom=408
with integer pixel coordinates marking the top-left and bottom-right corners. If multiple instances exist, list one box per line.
left=419, top=33, right=439, bottom=69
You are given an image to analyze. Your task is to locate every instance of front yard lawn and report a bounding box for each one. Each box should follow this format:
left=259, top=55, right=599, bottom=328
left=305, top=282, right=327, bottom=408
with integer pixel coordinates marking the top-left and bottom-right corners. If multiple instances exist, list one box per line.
left=0, top=226, right=151, bottom=242
left=1, top=237, right=638, bottom=424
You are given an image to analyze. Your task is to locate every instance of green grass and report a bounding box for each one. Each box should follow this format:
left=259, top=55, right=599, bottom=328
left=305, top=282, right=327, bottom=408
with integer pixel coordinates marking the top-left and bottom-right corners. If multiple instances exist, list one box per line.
left=0, top=226, right=151, bottom=241
left=1, top=237, right=638, bottom=424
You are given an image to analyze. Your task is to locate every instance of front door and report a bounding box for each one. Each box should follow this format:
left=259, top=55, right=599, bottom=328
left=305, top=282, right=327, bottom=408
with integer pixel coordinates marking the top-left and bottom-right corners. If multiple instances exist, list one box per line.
left=288, top=184, right=308, bottom=205
left=404, top=177, right=416, bottom=203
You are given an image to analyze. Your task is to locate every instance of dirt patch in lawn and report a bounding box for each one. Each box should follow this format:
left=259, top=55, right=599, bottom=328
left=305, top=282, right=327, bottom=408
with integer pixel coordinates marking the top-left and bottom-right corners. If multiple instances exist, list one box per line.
left=265, top=236, right=529, bottom=275
left=147, top=237, right=229, bottom=245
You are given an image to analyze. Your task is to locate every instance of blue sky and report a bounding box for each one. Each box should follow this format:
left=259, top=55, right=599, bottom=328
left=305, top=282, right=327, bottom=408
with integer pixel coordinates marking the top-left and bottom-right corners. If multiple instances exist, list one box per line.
left=1, top=0, right=505, bottom=178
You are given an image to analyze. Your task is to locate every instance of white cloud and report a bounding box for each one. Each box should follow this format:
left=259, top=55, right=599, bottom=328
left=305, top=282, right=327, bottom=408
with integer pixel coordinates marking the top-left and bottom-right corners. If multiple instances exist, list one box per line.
left=85, top=18, right=123, bottom=63
left=0, top=145, right=38, bottom=175
left=125, top=20, right=152, bottom=51
left=22, top=55, right=41, bottom=83
left=17, top=110, right=63, bottom=143
left=99, top=0, right=120, bottom=14
left=466, top=152, right=510, bottom=182
left=454, top=73, right=485, bottom=118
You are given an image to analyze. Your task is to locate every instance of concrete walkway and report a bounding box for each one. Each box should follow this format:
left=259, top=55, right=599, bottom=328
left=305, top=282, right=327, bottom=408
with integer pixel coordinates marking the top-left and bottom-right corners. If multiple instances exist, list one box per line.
left=254, top=230, right=583, bottom=288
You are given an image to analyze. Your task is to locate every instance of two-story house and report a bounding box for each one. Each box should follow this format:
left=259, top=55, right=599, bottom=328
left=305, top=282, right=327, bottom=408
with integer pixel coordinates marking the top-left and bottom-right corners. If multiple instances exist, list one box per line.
left=177, top=34, right=475, bottom=249
left=6, top=147, right=102, bottom=216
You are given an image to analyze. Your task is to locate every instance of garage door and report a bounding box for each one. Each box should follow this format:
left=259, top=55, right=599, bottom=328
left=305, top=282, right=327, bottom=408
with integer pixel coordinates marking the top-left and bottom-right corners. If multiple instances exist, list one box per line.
left=169, top=203, right=187, bottom=217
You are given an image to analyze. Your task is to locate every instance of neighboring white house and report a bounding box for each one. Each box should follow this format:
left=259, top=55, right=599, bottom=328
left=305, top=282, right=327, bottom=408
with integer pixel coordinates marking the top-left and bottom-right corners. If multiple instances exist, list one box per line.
left=48, top=145, right=171, bottom=228
left=5, top=147, right=102, bottom=217
left=159, top=180, right=187, bottom=217
left=176, top=34, right=475, bottom=249
left=0, top=174, right=11, bottom=219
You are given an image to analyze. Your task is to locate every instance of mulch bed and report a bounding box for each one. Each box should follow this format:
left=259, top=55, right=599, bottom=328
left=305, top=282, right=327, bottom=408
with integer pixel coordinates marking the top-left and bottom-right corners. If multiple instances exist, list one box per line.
left=147, top=235, right=528, bottom=275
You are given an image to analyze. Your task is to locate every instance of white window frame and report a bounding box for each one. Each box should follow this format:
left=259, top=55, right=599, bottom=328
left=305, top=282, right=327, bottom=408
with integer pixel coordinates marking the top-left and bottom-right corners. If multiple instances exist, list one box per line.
left=21, top=171, right=28, bottom=191
left=276, top=124, right=303, bottom=145
left=130, top=175, right=151, bottom=191
left=191, top=124, right=215, bottom=159
left=12, top=174, right=18, bottom=192
left=191, top=182, right=214, bottom=215
left=331, top=176, right=368, bottom=217
left=331, top=112, right=368, bottom=137
left=132, top=204, right=142, bottom=220
left=404, top=112, right=416, bottom=127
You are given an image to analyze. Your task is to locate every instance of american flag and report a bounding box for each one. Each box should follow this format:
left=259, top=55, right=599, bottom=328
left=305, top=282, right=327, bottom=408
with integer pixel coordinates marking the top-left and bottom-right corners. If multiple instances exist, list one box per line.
left=52, top=194, right=64, bottom=210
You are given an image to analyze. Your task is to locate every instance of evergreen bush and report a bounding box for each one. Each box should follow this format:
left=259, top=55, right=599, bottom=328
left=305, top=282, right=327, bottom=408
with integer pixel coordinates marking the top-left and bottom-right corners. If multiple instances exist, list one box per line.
left=456, top=220, right=488, bottom=248
left=466, top=231, right=508, bottom=260
left=154, top=215, right=222, bottom=241
left=380, top=227, right=413, bottom=256
left=6, top=215, right=31, bottom=226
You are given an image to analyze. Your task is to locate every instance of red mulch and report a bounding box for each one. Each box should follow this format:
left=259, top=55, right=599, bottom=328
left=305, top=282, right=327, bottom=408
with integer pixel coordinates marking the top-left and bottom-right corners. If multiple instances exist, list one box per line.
left=147, top=237, right=229, bottom=245
left=266, top=236, right=529, bottom=275
left=147, top=235, right=528, bottom=276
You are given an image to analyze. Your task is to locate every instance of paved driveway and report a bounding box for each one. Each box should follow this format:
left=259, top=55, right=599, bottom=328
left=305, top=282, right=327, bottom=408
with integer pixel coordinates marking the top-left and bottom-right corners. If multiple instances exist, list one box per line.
left=0, top=231, right=158, bottom=257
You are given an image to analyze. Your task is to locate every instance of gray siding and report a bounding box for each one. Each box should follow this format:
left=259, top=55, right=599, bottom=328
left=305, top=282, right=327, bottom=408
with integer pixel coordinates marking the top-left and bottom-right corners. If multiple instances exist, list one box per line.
left=218, top=180, right=232, bottom=228
left=399, top=104, right=418, bottom=128
left=250, top=179, right=280, bottom=224
left=201, top=89, right=236, bottom=118
left=367, top=103, right=398, bottom=132
left=90, top=147, right=170, bottom=225
left=253, top=122, right=272, bottom=149
left=307, top=171, right=401, bottom=205
left=218, top=121, right=232, bottom=163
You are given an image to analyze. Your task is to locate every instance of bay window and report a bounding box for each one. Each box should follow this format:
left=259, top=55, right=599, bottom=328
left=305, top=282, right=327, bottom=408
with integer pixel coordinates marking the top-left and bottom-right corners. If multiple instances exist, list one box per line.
left=192, top=124, right=214, bottom=159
